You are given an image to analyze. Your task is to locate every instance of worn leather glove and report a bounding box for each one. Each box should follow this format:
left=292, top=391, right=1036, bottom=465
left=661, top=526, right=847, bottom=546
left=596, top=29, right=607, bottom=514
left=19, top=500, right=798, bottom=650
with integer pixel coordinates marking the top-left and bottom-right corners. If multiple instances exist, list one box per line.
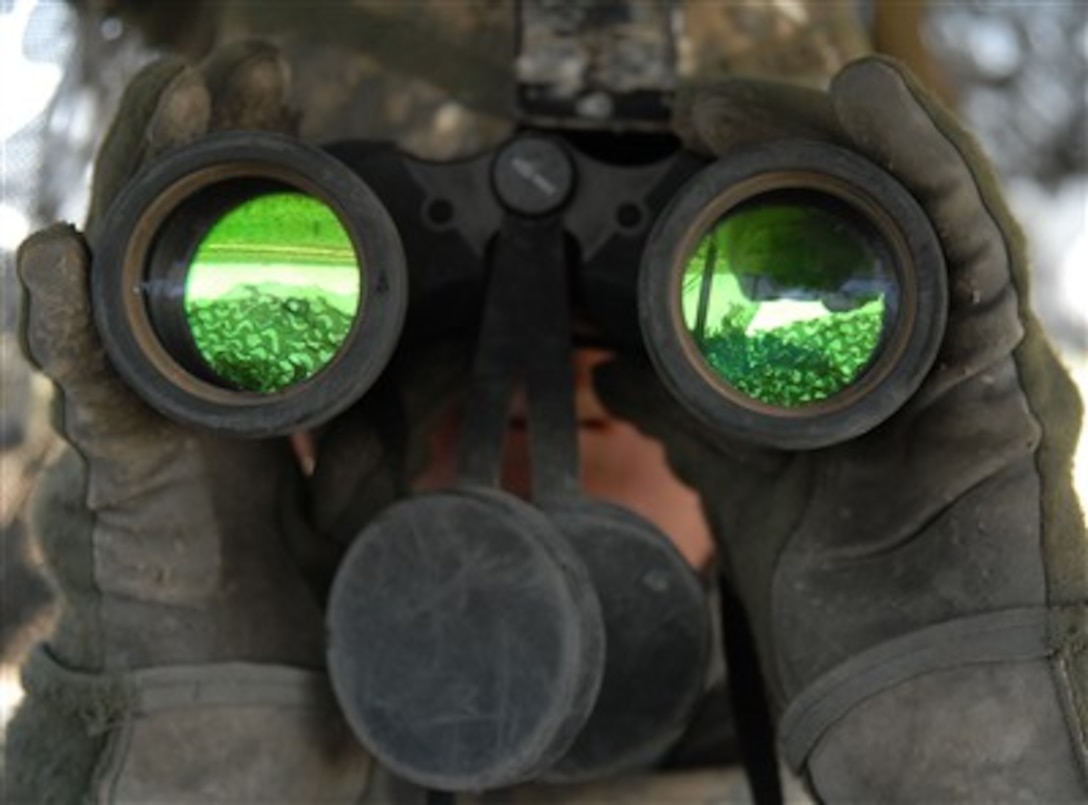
left=7, top=42, right=392, bottom=803
left=598, top=55, right=1088, bottom=801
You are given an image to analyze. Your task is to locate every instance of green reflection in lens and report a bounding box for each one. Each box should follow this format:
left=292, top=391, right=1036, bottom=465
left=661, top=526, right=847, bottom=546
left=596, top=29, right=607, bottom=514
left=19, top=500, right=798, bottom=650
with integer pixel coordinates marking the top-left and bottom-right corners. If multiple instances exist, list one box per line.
left=681, top=199, right=896, bottom=407
left=184, top=192, right=361, bottom=393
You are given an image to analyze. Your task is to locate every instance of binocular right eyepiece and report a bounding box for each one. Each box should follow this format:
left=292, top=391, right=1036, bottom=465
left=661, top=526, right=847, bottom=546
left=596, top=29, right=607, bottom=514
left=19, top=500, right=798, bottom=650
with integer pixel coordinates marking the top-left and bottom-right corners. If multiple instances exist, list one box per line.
left=91, top=130, right=946, bottom=448
left=640, top=139, right=947, bottom=449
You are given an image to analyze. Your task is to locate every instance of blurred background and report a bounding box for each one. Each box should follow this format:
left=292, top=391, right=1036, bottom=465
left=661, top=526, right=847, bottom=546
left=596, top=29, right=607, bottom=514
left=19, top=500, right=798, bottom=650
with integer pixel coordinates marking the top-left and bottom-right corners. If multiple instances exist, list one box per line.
left=2, top=0, right=1086, bottom=755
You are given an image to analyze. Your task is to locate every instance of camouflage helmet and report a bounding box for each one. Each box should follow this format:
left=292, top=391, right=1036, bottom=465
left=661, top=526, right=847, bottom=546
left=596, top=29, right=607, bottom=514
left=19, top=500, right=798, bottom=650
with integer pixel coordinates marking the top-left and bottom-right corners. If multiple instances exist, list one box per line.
left=79, top=1, right=872, bottom=158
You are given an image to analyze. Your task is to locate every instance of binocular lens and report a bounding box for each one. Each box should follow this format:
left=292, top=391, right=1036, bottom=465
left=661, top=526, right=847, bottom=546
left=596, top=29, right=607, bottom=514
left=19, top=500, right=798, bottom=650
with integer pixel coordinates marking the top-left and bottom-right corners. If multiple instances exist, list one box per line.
left=92, top=133, right=407, bottom=436
left=641, top=141, right=947, bottom=449
left=680, top=193, right=897, bottom=408
left=180, top=192, right=361, bottom=392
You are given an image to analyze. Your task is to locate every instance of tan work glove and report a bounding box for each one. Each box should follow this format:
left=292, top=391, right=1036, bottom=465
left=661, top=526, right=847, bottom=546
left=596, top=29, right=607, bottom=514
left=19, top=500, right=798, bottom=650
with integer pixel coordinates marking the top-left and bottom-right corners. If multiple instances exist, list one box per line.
left=597, top=56, right=1088, bottom=802
left=8, top=42, right=381, bottom=803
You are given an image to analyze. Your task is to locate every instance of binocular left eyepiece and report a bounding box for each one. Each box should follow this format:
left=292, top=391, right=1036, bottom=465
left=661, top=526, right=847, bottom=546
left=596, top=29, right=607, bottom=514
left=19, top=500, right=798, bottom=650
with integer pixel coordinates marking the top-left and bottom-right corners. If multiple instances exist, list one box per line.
left=92, top=132, right=407, bottom=435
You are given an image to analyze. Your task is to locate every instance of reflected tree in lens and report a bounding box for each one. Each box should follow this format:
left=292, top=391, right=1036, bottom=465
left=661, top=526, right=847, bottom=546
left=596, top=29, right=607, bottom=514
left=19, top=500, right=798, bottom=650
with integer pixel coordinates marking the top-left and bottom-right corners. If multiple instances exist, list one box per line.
left=184, top=192, right=362, bottom=393
left=681, top=197, right=898, bottom=407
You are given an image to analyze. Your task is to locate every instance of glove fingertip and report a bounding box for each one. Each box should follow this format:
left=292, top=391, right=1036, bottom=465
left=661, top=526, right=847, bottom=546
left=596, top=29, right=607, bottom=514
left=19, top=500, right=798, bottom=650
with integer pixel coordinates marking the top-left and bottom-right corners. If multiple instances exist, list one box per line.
left=17, top=222, right=86, bottom=269
left=829, top=56, right=907, bottom=156
left=86, top=58, right=210, bottom=234
left=16, top=224, right=98, bottom=381
left=681, top=77, right=846, bottom=156
left=201, top=39, right=297, bottom=133
left=831, top=55, right=1024, bottom=309
left=17, top=224, right=91, bottom=307
left=830, top=55, right=973, bottom=193
left=144, top=63, right=213, bottom=156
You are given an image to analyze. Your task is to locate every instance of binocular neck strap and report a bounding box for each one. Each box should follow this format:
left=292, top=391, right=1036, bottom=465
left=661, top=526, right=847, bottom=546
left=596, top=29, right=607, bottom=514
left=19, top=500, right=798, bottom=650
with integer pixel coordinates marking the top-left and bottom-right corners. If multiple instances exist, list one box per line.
left=458, top=213, right=580, bottom=506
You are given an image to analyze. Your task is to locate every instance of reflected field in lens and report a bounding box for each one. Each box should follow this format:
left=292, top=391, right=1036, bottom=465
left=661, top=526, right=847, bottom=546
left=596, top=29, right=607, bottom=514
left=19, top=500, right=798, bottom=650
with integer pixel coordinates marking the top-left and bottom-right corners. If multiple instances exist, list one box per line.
left=640, top=140, right=946, bottom=449
left=92, top=131, right=408, bottom=436
left=680, top=193, right=898, bottom=408
left=182, top=192, right=362, bottom=393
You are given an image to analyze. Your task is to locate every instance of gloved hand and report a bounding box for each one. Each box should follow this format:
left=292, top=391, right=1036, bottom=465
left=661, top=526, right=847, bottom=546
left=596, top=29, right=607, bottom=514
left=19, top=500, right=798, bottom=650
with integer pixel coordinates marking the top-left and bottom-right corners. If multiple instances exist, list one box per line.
left=8, top=41, right=401, bottom=803
left=598, top=56, right=1088, bottom=801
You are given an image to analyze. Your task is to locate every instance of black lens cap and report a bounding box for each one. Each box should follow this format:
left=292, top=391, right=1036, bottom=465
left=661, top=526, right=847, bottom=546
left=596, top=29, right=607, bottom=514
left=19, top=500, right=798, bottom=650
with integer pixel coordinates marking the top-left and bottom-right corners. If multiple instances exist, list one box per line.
left=326, top=487, right=605, bottom=792
left=544, top=501, right=710, bottom=782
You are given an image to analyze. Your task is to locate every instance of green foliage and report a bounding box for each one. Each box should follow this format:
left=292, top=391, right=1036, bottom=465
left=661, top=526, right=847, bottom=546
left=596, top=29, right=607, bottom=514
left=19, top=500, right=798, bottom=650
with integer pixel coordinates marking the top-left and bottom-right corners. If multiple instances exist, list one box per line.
left=185, top=284, right=354, bottom=392
left=197, top=193, right=356, bottom=268
left=700, top=302, right=884, bottom=407
left=717, top=205, right=871, bottom=291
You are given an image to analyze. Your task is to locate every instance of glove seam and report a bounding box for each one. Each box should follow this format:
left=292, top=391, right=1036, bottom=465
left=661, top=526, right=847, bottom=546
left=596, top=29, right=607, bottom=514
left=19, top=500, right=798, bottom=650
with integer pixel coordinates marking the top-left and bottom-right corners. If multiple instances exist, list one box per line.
left=1052, top=604, right=1088, bottom=784
left=778, top=606, right=1050, bottom=771
left=129, top=662, right=341, bottom=715
left=91, top=711, right=135, bottom=804
left=19, top=644, right=339, bottom=733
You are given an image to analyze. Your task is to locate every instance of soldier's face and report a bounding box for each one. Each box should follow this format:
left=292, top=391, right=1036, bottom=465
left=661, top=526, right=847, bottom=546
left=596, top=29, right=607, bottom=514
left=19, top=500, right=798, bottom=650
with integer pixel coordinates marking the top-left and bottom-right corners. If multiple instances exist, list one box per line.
left=411, top=346, right=716, bottom=572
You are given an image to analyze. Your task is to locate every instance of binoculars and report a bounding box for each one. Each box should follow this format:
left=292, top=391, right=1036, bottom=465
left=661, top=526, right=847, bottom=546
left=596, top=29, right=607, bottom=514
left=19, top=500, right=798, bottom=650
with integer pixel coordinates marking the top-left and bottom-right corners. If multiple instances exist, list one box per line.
left=93, top=128, right=946, bottom=451
left=91, top=126, right=947, bottom=791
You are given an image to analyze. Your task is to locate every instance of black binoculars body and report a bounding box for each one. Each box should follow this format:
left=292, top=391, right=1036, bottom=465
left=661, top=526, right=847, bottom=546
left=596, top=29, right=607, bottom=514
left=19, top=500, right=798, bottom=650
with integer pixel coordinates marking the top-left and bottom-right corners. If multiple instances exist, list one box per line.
left=92, top=128, right=946, bottom=450
left=89, top=127, right=948, bottom=792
